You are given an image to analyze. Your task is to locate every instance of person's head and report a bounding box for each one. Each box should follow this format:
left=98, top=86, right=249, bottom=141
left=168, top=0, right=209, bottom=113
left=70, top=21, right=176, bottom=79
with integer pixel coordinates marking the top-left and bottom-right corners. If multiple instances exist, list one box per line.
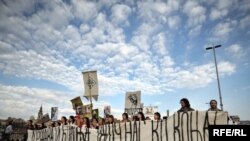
left=132, top=115, right=139, bottom=121
left=91, top=117, right=98, bottom=125
left=55, top=120, right=61, bottom=126
left=83, top=117, right=90, bottom=128
left=108, top=115, right=114, bottom=124
left=8, top=120, right=13, bottom=125
left=154, top=112, right=161, bottom=120
left=122, top=113, right=129, bottom=120
left=98, top=118, right=105, bottom=126
left=180, top=98, right=191, bottom=108
left=68, top=115, right=75, bottom=124
left=210, top=99, right=218, bottom=109
left=28, top=120, right=33, bottom=125
left=137, top=112, right=145, bottom=121
left=145, top=116, right=151, bottom=120
left=61, top=116, right=67, bottom=125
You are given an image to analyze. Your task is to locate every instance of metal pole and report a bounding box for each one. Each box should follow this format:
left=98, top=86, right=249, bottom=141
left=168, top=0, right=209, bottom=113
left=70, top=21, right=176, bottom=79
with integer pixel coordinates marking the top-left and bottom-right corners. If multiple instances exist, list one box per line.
left=212, top=46, right=224, bottom=111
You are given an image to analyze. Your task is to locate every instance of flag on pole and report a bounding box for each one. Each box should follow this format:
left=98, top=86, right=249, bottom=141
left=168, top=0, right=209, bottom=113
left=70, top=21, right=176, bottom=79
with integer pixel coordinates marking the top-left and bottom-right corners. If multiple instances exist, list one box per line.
left=82, top=70, right=99, bottom=101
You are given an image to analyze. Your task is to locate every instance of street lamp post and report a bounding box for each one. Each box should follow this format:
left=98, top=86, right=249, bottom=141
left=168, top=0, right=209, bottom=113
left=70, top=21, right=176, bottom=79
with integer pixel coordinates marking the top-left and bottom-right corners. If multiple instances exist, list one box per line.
left=206, top=45, right=224, bottom=111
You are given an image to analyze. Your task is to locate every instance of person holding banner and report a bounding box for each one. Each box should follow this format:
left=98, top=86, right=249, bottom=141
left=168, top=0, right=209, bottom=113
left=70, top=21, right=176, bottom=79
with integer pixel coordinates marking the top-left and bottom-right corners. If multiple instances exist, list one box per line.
left=177, top=98, right=195, bottom=113
left=121, top=113, right=130, bottom=123
left=60, top=116, right=68, bottom=125
left=98, top=118, right=105, bottom=128
left=68, top=115, right=76, bottom=126
left=137, top=112, right=146, bottom=121
left=207, top=99, right=221, bottom=111
left=82, top=117, right=90, bottom=128
left=154, top=112, right=161, bottom=120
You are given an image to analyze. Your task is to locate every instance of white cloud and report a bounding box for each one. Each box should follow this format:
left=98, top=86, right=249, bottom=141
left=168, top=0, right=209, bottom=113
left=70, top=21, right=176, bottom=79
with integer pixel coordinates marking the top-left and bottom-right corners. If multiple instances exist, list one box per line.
left=151, top=32, right=168, bottom=56
left=0, top=41, right=14, bottom=54
left=111, top=4, right=132, bottom=25
left=238, top=0, right=250, bottom=12
left=72, top=0, right=98, bottom=21
left=0, top=49, right=83, bottom=92
left=240, top=15, right=250, bottom=29
left=168, top=16, right=181, bottom=29
left=212, top=22, right=233, bottom=39
left=188, top=25, right=202, bottom=37
left=168, top=62, right=235, bottom=89
left=0, top=84, right=76, bottom=120
left=183, top=0, right=206, bottom=27
left=217, top=0, right=234, bottom=10
left=131, top=23, right=159, bottom=52
left=218, top=61, right=236, bottom=75
left=137, top=1, right=175, bottom=23
left=0, top=0, right=35, bottom=17
left=63, top=25, right=81, bottom=41
left=210, top=8, right=228, bottom=20
left=226, top=44, right=246, bottom=58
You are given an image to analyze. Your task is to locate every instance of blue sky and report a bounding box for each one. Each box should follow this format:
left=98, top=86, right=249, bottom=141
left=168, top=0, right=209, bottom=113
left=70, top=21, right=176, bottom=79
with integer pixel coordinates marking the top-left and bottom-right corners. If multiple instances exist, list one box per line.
left=0, top=0, right=250, bottom=120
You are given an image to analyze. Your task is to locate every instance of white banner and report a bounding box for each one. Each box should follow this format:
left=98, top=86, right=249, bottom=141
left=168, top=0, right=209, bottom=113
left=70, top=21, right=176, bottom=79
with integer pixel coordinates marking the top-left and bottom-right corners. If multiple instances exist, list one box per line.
left=28, top=111, right=228, bottom=141
left=83, top=70, right=98, bottom=101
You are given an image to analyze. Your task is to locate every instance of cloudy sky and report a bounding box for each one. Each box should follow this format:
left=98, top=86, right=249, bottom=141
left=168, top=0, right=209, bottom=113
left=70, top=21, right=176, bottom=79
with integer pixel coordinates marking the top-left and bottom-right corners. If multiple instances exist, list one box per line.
left=0, top=0, right=249, bottom=121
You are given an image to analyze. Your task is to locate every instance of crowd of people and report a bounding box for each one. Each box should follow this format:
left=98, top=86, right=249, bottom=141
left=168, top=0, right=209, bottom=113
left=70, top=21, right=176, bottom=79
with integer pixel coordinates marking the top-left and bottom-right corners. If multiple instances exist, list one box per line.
left=24, top=98, right=221, bottom=131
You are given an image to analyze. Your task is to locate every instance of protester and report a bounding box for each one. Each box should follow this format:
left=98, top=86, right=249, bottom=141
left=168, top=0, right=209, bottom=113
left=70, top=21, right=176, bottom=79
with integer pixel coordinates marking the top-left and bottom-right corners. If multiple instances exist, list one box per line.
left=177, top=98, right=195, bottom=113
left=60, top=116, right=68, bottom=125
left=137, top=112, right=146, bottom=121
left=68, top=115, right=76, bottom=125
left=4, top=120, right=13, bottom=141
left=91, top=117, right=99, bottom=129
left=121, top=113, right=130, bottom=123
left=154, top=112, right=161, bottom=121
left=82, top=117, right=90, bottom=128
left=108, top=115, right=115, bottom=124
left=98, top=118, right=105, bottom=128
left=207, top=99, right=221, bottom=111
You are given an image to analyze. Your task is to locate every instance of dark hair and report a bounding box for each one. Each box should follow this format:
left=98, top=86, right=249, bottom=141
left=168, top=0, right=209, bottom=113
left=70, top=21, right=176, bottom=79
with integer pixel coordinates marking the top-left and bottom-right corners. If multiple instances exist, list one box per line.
left=84, top=117, right=90, bottom=128
left=154, top=112, right=161, bottom=119
left=210, top=99, right=217, bottom=104
left=132, top=115, right=139, bottom=121
left=98, top=118, right=105, bottom=124
left=61, top=116, right=67, bottom=125
left=69, top=115, right=75, bottom=123
left=108, top=115, right=114, bottom=124
left=122, top=113, right=129, bottom=120
left=180, top=98, right=191, bottom=108
left=137, top=112, right=145, bottom=121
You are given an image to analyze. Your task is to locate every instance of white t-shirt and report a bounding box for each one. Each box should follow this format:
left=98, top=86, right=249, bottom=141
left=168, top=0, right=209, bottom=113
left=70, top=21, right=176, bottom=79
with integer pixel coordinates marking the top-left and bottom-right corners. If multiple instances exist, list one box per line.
left=5, top=125, right=13, bottom=134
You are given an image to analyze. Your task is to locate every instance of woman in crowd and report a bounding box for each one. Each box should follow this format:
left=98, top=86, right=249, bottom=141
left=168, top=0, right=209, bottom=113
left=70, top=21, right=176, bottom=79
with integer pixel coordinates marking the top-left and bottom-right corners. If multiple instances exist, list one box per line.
left=68, top=115, right=76, bottom=126
left=121, top=113, right=130, bottom=123
left=154, top=112, right=161, bottom=121
left=91, top=117, right=99, bottom=129
left=98, top=118, right=105, bottom=128
left=60, top=116, right=68, bottom=125
left=82, top=117, right=90, bottom=128
left=137, top=112, right=146, bottom=121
